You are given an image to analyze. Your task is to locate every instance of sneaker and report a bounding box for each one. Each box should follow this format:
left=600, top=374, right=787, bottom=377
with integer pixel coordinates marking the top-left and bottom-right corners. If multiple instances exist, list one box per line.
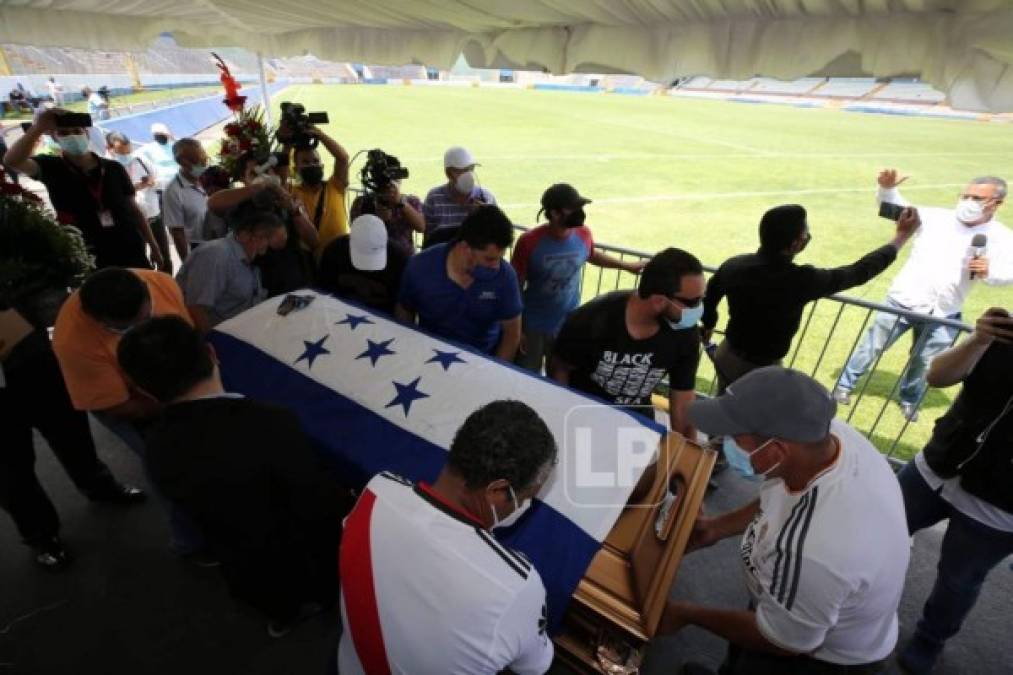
left=832, top=387, right=851, bottom=406
left=900, top=401, right=920, bottom=423
left=88, top=482, right=146, bottom=505
left=32, top=537, right=71, bottom=571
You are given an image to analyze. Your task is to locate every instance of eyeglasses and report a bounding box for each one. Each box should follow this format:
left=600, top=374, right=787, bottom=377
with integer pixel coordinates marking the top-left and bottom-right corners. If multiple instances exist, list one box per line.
left=669, top=295, right=703, bottom=309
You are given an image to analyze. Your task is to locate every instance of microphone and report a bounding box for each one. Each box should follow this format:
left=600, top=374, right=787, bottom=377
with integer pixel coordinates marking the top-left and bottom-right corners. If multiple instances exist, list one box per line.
left=969, top=233, right=987, bottom=280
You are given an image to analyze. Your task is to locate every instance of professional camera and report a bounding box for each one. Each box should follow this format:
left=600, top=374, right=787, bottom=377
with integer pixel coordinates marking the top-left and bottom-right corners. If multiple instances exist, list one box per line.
left=358, top=149, right=410, bottom=214
left=277, top=101, right=329, bottom=149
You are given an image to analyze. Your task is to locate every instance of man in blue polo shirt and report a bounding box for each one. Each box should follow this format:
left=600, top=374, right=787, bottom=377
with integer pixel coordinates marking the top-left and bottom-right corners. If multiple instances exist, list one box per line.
left=396, top=205, right=522, bottom=359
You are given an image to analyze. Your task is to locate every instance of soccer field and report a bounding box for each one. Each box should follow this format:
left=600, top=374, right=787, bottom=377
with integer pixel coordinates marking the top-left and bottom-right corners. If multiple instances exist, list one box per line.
left=278, top=83, right=1013, bottom=459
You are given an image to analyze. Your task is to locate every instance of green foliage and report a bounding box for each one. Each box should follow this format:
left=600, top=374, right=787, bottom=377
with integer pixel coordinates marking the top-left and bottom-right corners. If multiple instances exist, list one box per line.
left=0, top=171, right=94, bottom=305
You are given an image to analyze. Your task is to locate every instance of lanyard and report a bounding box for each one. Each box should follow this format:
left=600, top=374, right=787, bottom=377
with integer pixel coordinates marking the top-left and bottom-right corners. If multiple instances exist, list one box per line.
left=64, top=154, right=105, bottom=211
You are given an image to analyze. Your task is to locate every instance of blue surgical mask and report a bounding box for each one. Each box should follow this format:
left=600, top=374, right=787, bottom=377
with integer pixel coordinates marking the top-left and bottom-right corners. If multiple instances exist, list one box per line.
left=721, top=437, right=780, bottom=481
left=57, top=134, right=90, bottom=156
left=664, top=302, right=704, bottom=331
left=114, top=153, right=132, bottom=167
left=471, top=263, right=499, bottom=282
left=188, top=163, right=208, bottom=178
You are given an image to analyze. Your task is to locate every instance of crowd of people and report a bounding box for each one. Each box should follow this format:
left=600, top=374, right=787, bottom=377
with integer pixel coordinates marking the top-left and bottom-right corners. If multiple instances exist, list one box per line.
left=1, top=106, right=1011, bottom=675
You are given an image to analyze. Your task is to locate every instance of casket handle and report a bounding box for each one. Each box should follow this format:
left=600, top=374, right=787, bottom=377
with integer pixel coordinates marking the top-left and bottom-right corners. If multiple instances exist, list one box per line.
left=654, top=474, right=685, bottom=541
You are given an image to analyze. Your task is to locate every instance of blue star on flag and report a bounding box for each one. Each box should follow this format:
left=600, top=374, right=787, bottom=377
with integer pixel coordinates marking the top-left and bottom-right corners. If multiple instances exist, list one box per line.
left=336, top=314, right=374, bottom=330
left=295, top=335, right=330, bottom=368
left=427, top=349, right=466, bottom=371
left=356, top=338, right=396, bottom=366
left=386, top=377, right=430, bottom=416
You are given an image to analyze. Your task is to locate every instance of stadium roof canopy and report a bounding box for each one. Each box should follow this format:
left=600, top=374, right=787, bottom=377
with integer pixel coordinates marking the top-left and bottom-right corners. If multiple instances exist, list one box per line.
left=1, top=1, right=1011, bottom=112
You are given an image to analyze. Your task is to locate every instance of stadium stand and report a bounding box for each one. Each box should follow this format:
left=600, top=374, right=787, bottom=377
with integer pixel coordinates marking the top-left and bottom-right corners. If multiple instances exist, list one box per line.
left=813, top=77, right=879, bottom=98
left=872, top=79, right=947, bottom=104
left=750, top=77, right=825, bottom=95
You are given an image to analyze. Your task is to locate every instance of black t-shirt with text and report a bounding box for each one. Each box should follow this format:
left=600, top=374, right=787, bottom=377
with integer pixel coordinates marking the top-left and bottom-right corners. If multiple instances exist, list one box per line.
left=554, top=290, right=701, bottom=411
left=318, top=235, right=407, bottom=315
left=33, top=153, right=149, bottom=270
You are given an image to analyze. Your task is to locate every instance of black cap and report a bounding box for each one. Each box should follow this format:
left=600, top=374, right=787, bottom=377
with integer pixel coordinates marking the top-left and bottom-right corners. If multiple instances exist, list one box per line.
left=539, top=183, right=591, bottom=219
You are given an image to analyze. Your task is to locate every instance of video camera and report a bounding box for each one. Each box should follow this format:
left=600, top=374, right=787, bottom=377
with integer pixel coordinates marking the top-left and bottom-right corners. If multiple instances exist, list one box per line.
left=358, top=149, right=410, bottom=214
left=277, top=101, right=329, bottom=149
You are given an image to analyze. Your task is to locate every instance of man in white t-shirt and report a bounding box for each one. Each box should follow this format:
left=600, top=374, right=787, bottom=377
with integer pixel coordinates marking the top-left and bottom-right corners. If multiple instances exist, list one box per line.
left=336, top=400, right=556, bottom=675
left=835, top=170, right=1012, bottom=422
left=661, top=367, right=910, bottom=675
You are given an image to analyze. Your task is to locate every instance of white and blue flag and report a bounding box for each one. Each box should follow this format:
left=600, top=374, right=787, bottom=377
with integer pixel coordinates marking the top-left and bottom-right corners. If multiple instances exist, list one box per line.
left=210, top=290, right=664, bottom=630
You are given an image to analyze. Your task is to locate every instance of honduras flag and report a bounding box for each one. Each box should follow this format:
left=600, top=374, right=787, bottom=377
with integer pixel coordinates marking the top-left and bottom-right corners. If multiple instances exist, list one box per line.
left=210, top=291, right=664, bottom=631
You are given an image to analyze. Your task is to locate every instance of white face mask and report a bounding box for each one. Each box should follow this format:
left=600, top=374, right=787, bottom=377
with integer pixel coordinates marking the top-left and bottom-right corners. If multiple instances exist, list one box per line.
left=490, top=485, right=531, bottom=530
left=454, top=170, right=476, bottom=195
left=57, top=134, right=90, bottom=156
left=956, top=198, right=986, bottom=224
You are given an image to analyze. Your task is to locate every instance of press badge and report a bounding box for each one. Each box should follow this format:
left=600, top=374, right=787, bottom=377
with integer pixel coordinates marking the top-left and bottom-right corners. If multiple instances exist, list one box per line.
left=99, top=210, right=114, bottom=227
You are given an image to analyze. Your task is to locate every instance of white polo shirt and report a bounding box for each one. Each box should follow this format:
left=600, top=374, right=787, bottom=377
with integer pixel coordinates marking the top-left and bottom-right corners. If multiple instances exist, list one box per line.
left=338, top=472, right=553, bottom=675
left=879, top=186, right=1013, bottom=317
left=740, top=420, right=910, bottom=665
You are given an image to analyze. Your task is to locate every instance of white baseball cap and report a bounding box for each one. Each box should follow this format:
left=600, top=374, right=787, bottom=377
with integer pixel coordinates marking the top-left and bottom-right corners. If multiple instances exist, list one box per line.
left=350, top=215, right=388, bottom=271
left=150, top=122, right=171, bottom=136
left=443, top=146, right=478, bottom=170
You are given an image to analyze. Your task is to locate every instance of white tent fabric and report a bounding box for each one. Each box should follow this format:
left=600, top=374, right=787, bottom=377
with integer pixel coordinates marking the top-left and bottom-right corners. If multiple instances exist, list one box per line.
left=1, top=1, right=1011, bottom=112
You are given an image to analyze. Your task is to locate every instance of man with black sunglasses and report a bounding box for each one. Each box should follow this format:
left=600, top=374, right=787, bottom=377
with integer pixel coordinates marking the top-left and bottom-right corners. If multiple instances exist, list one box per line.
left=551, top=248, right=704, bottom=437
left=703, top=203, right=918, bottom=394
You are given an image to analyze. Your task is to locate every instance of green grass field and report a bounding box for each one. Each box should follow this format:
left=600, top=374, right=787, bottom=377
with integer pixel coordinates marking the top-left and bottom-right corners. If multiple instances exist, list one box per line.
left=275, top=83, right=1013, bottom=459
left=3, top=86, right=219, bottom=119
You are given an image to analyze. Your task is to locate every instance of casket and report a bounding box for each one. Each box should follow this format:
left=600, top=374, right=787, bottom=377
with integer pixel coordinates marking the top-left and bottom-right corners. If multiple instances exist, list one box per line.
left=554, top=432, right=716, bottom=673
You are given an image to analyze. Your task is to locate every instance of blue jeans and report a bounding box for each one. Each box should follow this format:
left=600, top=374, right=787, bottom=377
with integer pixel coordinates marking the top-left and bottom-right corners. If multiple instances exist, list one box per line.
left=837, top=299, right=960, bottom=406
left=897, top=462, right=1013, bottom=669
left=91, top=412, right=205, bottom=555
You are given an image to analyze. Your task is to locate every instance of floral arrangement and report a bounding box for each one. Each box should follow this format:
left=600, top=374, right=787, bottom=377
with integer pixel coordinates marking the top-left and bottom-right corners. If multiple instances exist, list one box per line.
left=0, top=166, right=94, bottom=306
left=218, top=105, right=273, bottom=179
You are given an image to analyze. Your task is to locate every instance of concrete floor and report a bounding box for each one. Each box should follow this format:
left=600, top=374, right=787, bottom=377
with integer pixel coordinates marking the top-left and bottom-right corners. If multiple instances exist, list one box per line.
left=1, top=420, right=1010, bottom=674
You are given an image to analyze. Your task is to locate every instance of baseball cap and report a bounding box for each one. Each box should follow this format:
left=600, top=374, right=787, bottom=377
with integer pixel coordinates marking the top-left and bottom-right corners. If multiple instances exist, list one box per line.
left=150, top=122, right=171, bottom=136
left=688, top=367, right=837, bottom=443
left=444, top=146, right=477, bottom=170
left=350, top=215, right=388, bottom=271
left=540, top=183, right=591, bottom=215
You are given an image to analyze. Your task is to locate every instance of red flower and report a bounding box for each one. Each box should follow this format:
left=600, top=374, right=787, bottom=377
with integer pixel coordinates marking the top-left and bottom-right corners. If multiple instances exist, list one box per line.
left=1, top=182, right=23, bottom=195
left=239, top=139, right=251, bottom=151
left=224, top=123, right=240, bottom=136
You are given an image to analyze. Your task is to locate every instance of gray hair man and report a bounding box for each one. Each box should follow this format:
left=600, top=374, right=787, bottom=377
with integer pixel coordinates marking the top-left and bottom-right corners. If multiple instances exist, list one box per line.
left=835, top=171, right=1013, bottom=422
left=162, top=138, right=209, bottom=262
left=660, top=367, right=910, bottom=675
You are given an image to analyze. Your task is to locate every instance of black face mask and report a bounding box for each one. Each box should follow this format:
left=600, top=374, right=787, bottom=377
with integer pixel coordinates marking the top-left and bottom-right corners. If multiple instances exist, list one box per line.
left=154, top=134, right=169, bottom=146
left=299, top=165, right=324, bottom=186
left=564, top=209, right=586, bottom=228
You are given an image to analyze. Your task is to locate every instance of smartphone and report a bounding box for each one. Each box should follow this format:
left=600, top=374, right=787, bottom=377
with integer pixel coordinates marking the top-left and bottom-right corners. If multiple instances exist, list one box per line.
left=277, top=294, right=315, bottom=316
left=878, top=202, right=905, bottom=222
left=307, top=112, right=329, bottom=124
left=54, top=112, right=93, bottom=128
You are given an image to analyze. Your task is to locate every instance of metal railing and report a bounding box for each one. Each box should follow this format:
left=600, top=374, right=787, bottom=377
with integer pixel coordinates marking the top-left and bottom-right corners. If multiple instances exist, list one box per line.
left=504, top=224, right=972, bottom=462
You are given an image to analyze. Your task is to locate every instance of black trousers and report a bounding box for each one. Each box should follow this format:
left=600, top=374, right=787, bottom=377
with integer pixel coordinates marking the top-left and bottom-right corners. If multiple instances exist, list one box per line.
left=0, top=334, right=116, bottom=546
left=719, top=643, right=887, bottom=675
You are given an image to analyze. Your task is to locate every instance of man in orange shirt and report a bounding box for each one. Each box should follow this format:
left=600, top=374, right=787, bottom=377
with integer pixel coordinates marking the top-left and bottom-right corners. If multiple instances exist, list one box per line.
left=52, top=267, right=207, bottom=558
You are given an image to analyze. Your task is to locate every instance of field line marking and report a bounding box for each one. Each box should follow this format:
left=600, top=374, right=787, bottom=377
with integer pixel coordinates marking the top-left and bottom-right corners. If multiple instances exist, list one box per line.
left=397, top=152, right=1013, bottom=162
left=499, top=183, right=966, bottom=208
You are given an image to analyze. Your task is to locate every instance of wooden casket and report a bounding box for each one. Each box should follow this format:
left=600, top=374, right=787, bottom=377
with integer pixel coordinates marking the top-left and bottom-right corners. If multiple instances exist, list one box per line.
left=554, top=432, right=716, bottom=673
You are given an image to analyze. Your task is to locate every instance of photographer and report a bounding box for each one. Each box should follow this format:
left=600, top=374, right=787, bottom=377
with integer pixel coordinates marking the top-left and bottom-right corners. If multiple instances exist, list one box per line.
left=278, top=109, right=351, bottom=255
left=3, top=108, right=164, bottom=271
left=350, top=150, right=425, bottom=258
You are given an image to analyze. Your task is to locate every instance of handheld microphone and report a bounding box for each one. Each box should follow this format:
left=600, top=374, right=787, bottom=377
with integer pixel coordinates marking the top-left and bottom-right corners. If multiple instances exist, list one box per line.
left=969, top=233, right=987, bottom=280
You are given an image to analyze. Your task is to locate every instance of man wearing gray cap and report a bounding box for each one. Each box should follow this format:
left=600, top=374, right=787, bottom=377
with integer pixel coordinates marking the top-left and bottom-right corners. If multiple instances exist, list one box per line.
left=660, top=367, right=909, bottom=675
